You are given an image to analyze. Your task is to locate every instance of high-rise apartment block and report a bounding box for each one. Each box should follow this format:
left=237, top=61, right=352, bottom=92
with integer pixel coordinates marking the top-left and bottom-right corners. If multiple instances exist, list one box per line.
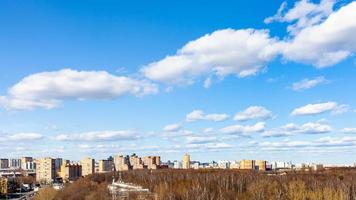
left=21, top=157, right=33, bottom=170
left=98, top=160, right=113, bottom=173
left=114, top=155, right=130, bottom=171
left=35, top=157, right=56, bottom=184
left=80, top=158, right=95, bottom=176
left=59, top=163, right=82, bottom=182
left=9, top=159, right=21, bottom=169
left=0, top=159, right=9, bottom=169
left=183, top=154, right=190, bottom=169
left=130, top=154, right=144, bottom=169
left=143, top=156, right=161, bottom=169
left=256, top=160, right=266, bottom=171
left=240, top=159, right=256, bottom=170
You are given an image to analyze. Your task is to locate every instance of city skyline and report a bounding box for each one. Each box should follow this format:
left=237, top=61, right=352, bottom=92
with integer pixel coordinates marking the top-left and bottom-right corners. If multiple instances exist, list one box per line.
left=0, top=0, right=356, bottom=164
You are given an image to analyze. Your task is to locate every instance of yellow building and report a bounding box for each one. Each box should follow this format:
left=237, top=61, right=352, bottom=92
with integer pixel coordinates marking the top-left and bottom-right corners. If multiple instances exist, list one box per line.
left=256, top=160, right=266, bottom=171
left=35, top=157, right=56, bottom=184
left=59, top=163, right=82, bottom=182
left=80, top=158, right=95, bottom=176
left=130, top=155, right=144, bottom=170
left=182, top=154, right=190, bottom=169
left=143, top=156, right=161, bottom=170
left=0, top=177, right=7, bottom=196
left=114, top=155, right=130, bottom=171
left=240, top=159, right=256, bottom=170
left=98, top=160, right=113, bottom=173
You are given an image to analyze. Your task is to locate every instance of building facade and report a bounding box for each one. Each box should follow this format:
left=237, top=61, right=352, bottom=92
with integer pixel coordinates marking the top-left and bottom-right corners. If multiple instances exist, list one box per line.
left=143, top=156, right=161, bottom=169
left=59, top=163, right=82, bottom=182
left=240, top=160, right=256, bottom=170
left=183, top=154, right=190, bottom=169
left=98, top=160, right=113, bottom=173
left=114, top=155, right=130, bottom=171
left=9, top=159, right=21, bottom=169
left=0, top=159, right=9, bottom=169
left=80, top=158, right=95, bottom=176
left=0, top=177, right=7, bottom=196
left=35, top=158, right=56, bottom=184
left=21, top=157, right=33, bottom=170
left=256, top=160, right=266, bottom=171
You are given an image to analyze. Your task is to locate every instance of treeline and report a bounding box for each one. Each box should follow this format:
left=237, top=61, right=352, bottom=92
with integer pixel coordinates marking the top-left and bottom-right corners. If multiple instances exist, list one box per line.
left=37, top=168, right=356, bottom=200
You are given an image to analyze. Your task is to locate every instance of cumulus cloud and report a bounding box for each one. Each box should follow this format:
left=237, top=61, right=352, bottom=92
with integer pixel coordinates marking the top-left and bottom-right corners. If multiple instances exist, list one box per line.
left=0, top=133, right=43, bottom=142
left=279, top=1, right=356, bottom=67
left=141, top=29, right=279, bottom=85
left=0, top=69, right=158, bottom=110
left=234, top=106, right=273, bottom=121
left=265, top=0, right=336, bottom=35
left=291, top=101, right=348, bottom=116
left=219, top=122, right=266, bottom=135
left=186, top=110, right=229, bottom=122
left=163, top=123, right=182, bottom=132
left=341, top=128, right=356, bottom=134
left=292, top=76, right=328, bottom=91
left=140, top=1, right=356, bottom=87
left=262, top=121, right=332, bottom=137
left=186, top=142, right=232, bottom=151
left=54, top=130, right=139, bottom=142
left=186, top=136, right=217, bottom=144
left=141, top=0, right=356, bottom=87
left=260, top=136, right=356, bottom=150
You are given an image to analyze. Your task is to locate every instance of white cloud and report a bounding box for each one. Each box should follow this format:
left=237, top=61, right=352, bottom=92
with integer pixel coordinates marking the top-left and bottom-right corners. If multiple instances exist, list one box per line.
left=163, top=123, right=182, bottom=132
left=291, top=101, right=349, bottom=116
left=0, top=69, right=158, bottom=110
left=140, top=2, right=356, bottom=87
left=54, top=130, right=139, bottom=142
left=262, top=121, right=332, bottom=137
left=292, top=76, right=328, bottom=91
left=186, top=110, right=229, bottom=122
left=219, top=122, right=265, bottom=135
left=0, top=132, right=43, bottom=142
left=205, top=113, right=230, bottom=122
left=234, top=106, right=273, bottom=121
left=142, top=29, right=279, bottom=85
left=260, top=136, right=356, bottom=150
left=341, top=128, right=356, bottom=134
left=186, top=136, right=217, bottom=144
left=186, top=142, right=232, bottom=150
left=291, top=101, right=348, bottom=116
left=279, top=1, right=356, bottom=67
left=265, top=0, right=336, bottom=35
left=203, top=127, right=214, bottom=133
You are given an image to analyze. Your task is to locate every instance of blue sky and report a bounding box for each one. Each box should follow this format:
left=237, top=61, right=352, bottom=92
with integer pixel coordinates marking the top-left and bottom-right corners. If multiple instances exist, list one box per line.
left=0, top=0, right=355, bottom=164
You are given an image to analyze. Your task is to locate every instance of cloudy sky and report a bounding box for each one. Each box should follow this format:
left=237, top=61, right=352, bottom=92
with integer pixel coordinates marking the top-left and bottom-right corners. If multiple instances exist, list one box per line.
left=0, top=0, right=355, bottom=164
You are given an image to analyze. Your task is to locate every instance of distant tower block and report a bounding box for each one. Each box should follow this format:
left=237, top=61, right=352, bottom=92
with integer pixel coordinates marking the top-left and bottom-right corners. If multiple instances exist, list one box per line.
left=183, top=153, right=190, bottom=169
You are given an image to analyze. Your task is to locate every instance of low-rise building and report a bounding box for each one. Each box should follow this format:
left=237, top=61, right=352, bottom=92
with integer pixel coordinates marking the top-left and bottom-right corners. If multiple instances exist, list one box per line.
left=173, top=161, right=182, bottom=169
left=230, top=161, right=240, bottom=169
left=218, top=160, right=230, bottom=169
